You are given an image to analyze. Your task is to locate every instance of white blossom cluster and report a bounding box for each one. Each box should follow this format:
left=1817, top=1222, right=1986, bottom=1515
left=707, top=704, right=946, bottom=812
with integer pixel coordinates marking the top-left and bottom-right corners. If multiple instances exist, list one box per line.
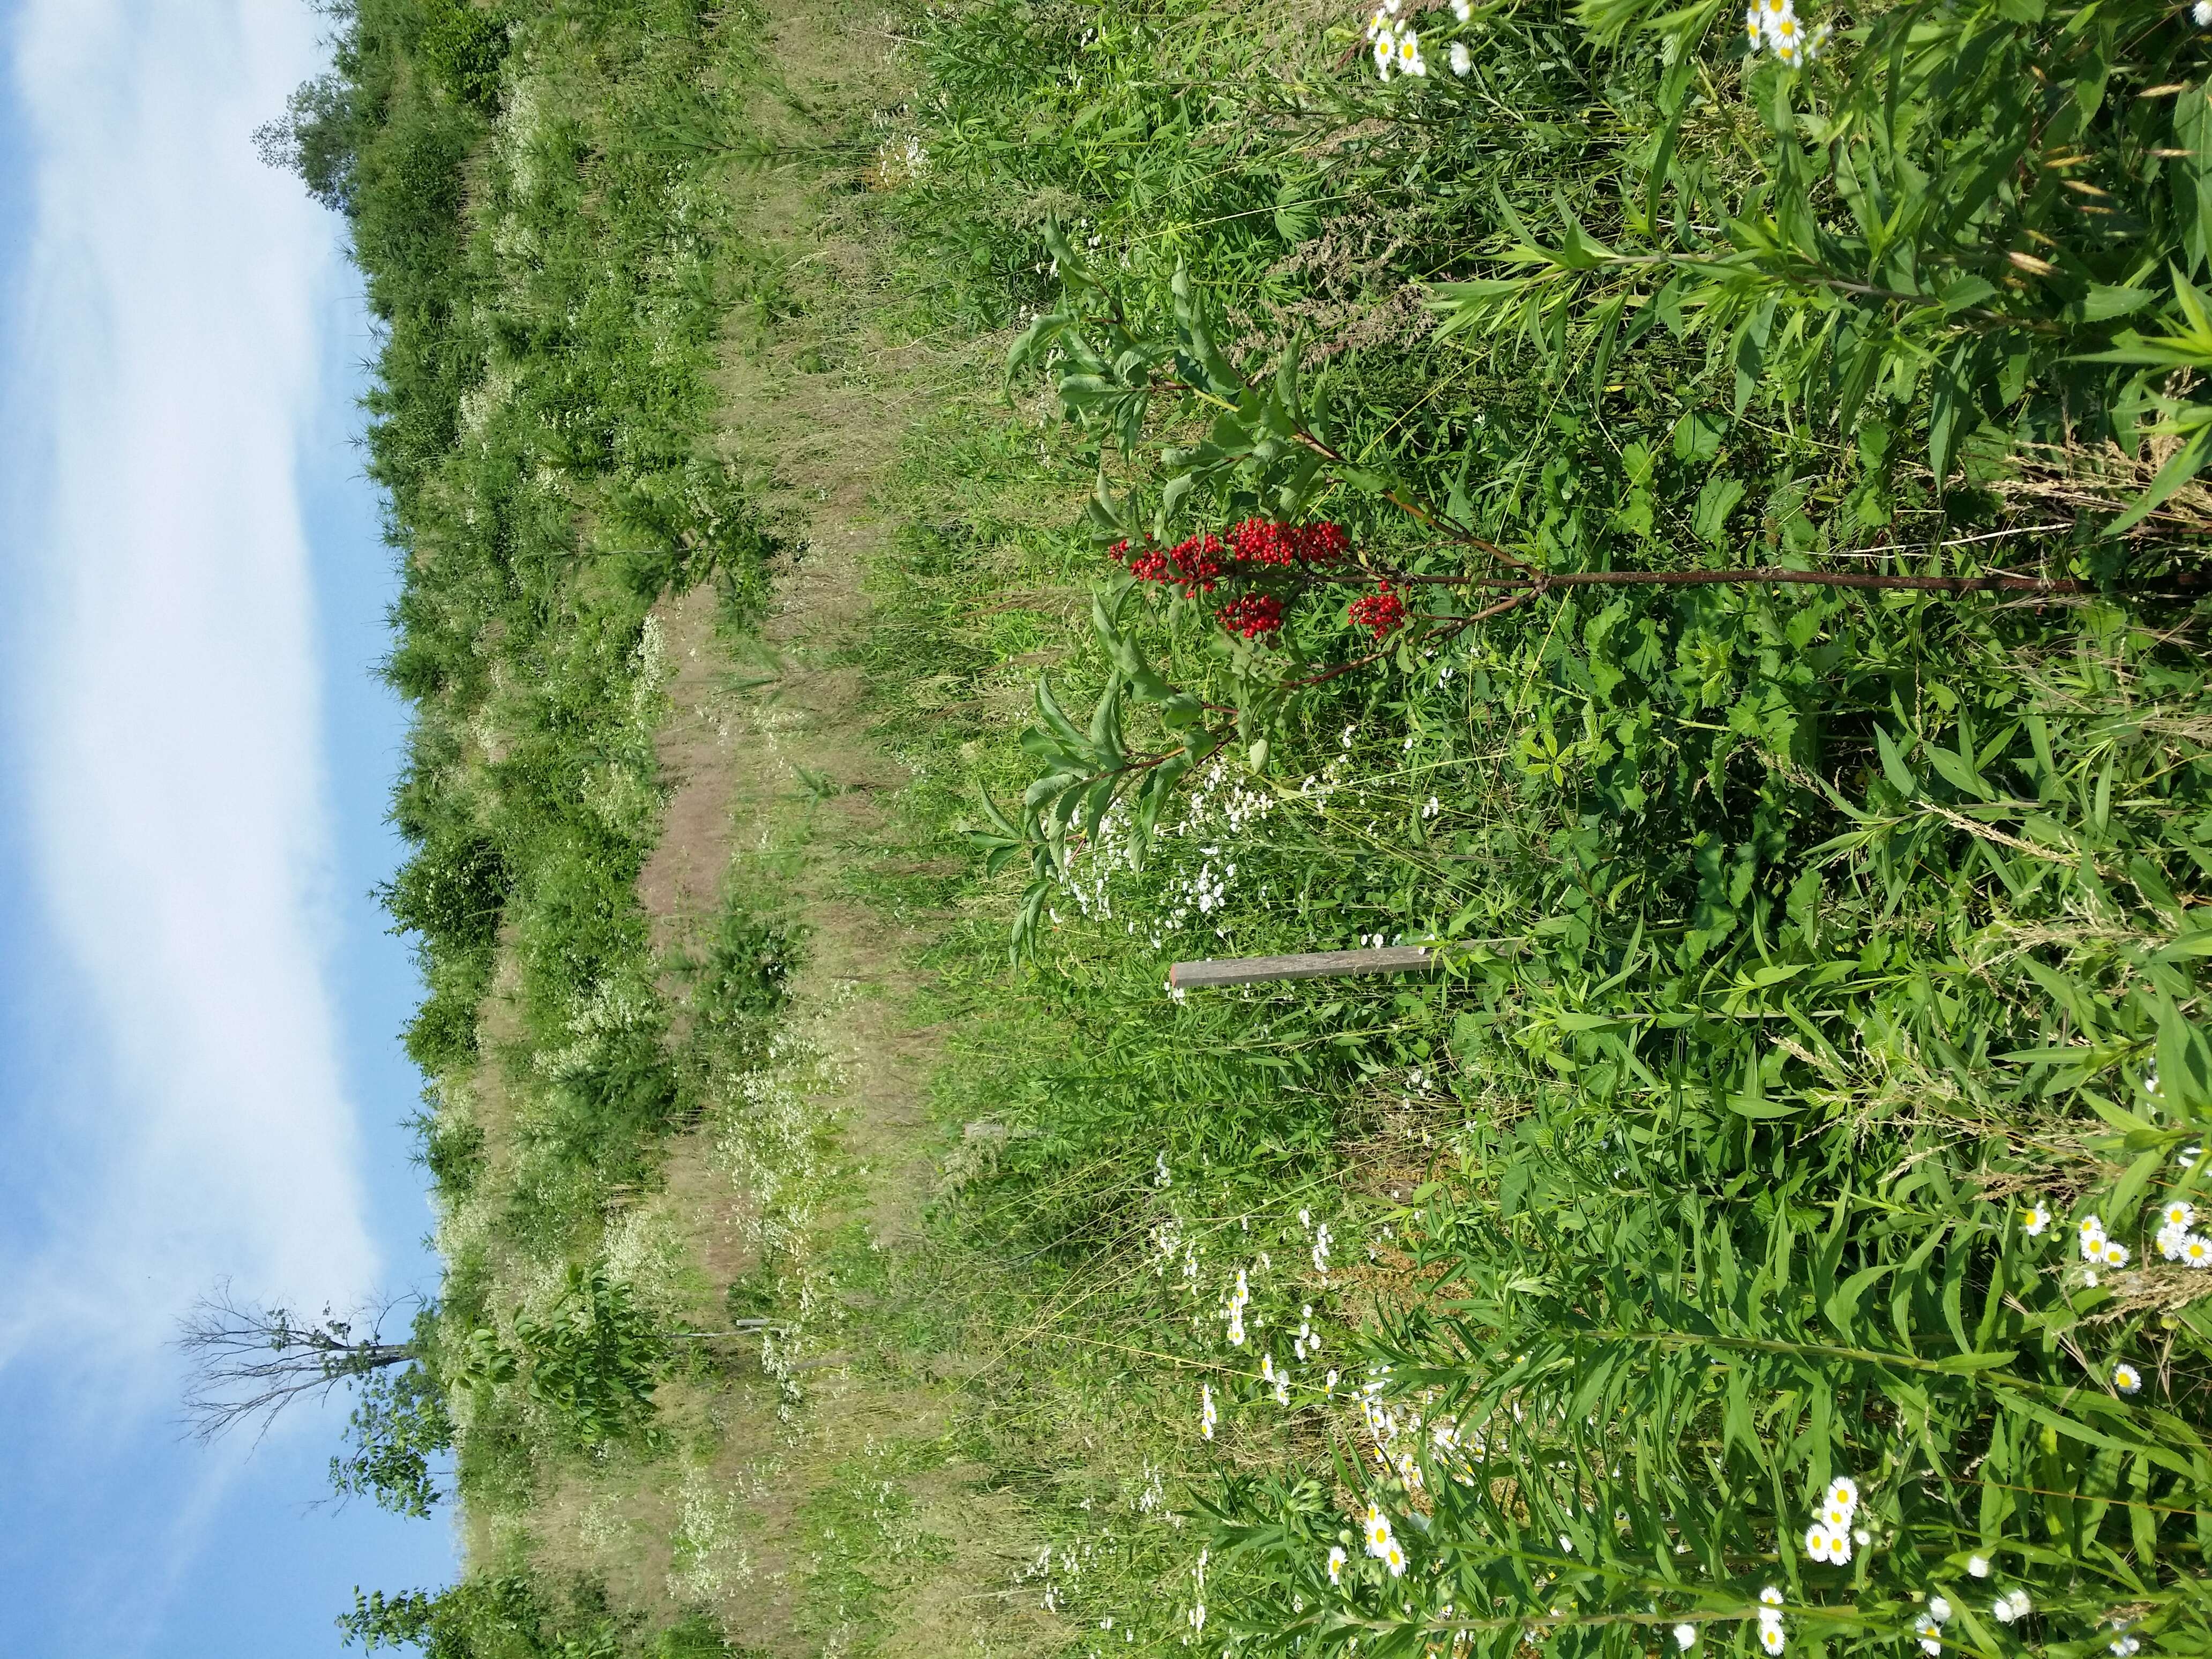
left=2154, top=1199, right=2212, bottom=1267
left=1367, top=0, right=1476, bottom=79
left=1911, top=1597, right=1955, bottom=1655
left=1744, top=0, right=1829, bottom=64
left=1800, top=1474, right=1863, bottom=1566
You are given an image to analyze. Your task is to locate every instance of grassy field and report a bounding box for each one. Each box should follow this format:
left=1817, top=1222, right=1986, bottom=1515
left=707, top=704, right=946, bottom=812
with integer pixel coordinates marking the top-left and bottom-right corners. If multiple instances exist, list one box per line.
left=274, top=0, right=2210, bottom=1655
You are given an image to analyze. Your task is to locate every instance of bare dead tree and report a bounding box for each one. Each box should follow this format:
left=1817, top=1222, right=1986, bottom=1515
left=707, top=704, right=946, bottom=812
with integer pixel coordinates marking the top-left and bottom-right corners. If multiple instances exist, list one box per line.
left=177, top=1280, right=421, bottom=1444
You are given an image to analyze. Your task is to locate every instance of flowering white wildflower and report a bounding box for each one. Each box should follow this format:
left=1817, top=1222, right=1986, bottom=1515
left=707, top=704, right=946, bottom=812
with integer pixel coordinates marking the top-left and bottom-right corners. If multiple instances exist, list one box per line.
left=1382, top=1537, right=1407, bottom=1577
left=2113, top=1638, right=2141, bottom=1657
left=1448, top=41, right=1472, bottom=73
left=1200, top=1382, right=1217, bottom=1439
left=1372, top=31, right=1395, bottom=77
left=1674, top=1626, right=1697, bottom=1650
left=1929, top=1600, right=1951, bottom=1624
left=1992, top=1589, right=2031, bottom=1624
left=2022, top=1204, right=2051, bottom=1236
left=2162, top=1199, right=2196, bottom=1230
left=1154, top=1151, right=1171, bottom=1188
left=1188, top=1603, right=1206, bottom=1633
left=1313, top=1222, right=1333, bottom=1275
left=1804, top=1523, right=1852, bottom=1564
left=1826, top=1476, right=1858, bottom=1515
left=2160, top=1221, right=2189, bottom=1260
left=2103, top=1238, right=2132, bottom=1268
left=1327, top=1545, right=1347, bottom=1585
left=2079, top=1215, right=2108, bottom=1259
left=1393, top=28, right=1427, bottom=75
left=1915, top=1615, right=1942, bottom=1655
left=1452, top=0, right=1471, bottom=15
left=1968, top=1556, right=1990, bottom=1578
left=1760, top=1588, right=1785, bottom=1609
left=2114, top=1361, right=2143, bottom=1394
left=2185, top=1234, right=2212, bottom=1268
left=1758, top=1618, right=1787, bottom=1655
left=1364, top=1505, right=1394, bottom=1558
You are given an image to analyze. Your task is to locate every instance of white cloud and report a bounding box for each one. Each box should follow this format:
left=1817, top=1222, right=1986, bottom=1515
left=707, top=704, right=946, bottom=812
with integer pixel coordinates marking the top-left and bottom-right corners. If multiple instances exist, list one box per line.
left=0, top=0, right=382, bottom=1377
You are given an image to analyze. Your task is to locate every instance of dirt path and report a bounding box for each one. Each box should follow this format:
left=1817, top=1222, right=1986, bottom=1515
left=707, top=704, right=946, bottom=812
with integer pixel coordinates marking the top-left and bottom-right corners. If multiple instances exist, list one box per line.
left=602, top=8, right=1071, bottom=1653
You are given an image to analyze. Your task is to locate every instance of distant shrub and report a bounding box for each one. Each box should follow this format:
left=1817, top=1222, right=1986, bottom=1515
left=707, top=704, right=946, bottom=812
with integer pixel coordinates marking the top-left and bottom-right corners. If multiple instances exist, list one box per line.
left=379, top=833, right=511, bottom=957
left=417, top=3, right=510, bottom=114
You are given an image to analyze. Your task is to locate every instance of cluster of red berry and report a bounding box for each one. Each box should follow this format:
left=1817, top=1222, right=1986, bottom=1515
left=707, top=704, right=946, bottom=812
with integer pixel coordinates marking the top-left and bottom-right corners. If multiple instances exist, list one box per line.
left=1111, top=533, right=1229, bottom=597
left=1111, top=518, right=1351, bottom=600
left=1111, top=521, right=1410, bottom=647
left=1216, top=593, right=1286, bottom=639
left=1347, top=582, right=1408, bottom=639
left=1223, top=518, right=1350, bottom=567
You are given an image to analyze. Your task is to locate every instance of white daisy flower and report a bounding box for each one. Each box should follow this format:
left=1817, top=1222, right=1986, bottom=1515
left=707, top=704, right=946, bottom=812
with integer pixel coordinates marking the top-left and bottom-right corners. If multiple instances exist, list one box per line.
left=2007, top=1590, right=2032, bottom=1621
left=1383, top=1538, right=1407, bottom=1577
left=2185, top=1234, right=2212, bottom=1268
left=1929, top=1599, right=1951, bottom=1623
left=1826, top=1476, right=1858, bottom=1513
left=1759, top=1618, right=1787, bottom=1654
left=1804, top=1523, right=1839, bottom=1562
left=2080, top=1215, right=2108, bottom=1259
left=1327, top=1545, right=1347, bottom=1586
left=1394, top=28, right=1426, bottom=75
left=1760, top=1588, right=1785, bottom=1609
left=1448, top=40, right=1471, bottom=73
left=2103, top=1238, right=2132, bottom=1267
left=2021, top=1204, right=2051, bottom=1236
left=2162, top=1200, right=2196, bottom=1230
left=1968, top=1556, right=1991, bottom=1578
left=1675, top=1626, right=1697, bottom=1650
left=1201, top=1383, right=1217, bottom=1439
left=2159, top=1222, right=2189, bottom=1260
left=1451, top=0, right=1472, bottom=16
left=1364, top=1504, right=1393, bottom=1557
left=2114, top=1361, right=2143, bottom=1394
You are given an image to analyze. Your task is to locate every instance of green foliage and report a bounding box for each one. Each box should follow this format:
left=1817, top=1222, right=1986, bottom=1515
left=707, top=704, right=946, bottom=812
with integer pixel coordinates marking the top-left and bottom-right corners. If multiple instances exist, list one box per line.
left=332, top=1363, right=455, bottom=1520
left=418, top=2, right=512, bottom=113
left=687, top=902, right=798, bottom=1052
left=882, top=0, right=2212, bottom=1650
left=339, top=1574, right=740, bottom=1657
left=507, top=1266, right=667, bottom=1449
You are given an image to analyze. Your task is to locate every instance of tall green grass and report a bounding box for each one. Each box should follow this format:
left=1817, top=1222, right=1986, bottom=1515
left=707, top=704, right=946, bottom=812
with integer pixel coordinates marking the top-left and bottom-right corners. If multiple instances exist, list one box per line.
left=868, top=0, right=2212, bottom=1651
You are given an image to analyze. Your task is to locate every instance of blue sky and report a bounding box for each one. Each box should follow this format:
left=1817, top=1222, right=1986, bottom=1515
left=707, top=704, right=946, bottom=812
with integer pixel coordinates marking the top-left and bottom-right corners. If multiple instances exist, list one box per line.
left=0, top=2, right=458, bottom=1651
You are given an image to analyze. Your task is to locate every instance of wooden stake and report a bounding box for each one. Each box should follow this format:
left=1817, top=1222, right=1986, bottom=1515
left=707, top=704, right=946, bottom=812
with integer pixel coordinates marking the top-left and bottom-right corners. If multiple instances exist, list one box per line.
left=1168, top=946, right=1436, bottom=990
